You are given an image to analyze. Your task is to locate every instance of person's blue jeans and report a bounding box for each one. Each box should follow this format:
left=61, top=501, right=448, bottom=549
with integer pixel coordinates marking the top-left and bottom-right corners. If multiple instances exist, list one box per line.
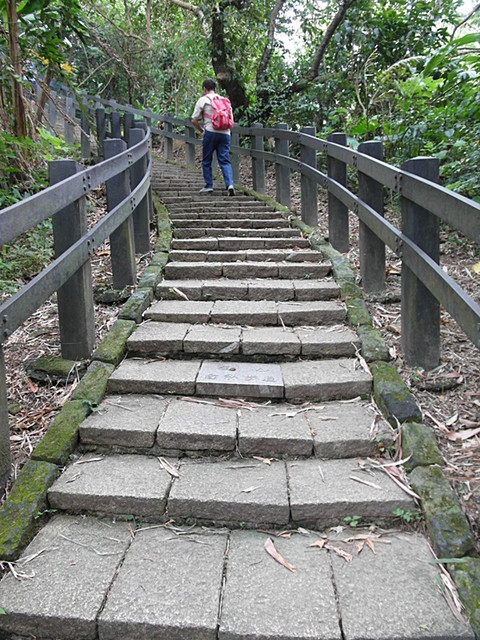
left=202, top=130, right=234, bottom=189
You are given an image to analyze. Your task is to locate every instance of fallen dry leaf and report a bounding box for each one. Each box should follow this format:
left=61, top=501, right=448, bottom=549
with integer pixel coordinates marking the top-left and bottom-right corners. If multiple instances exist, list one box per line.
left=264, top=538, right=297, bottom=572
left=158, top=457, right=180, bottom=478
left=309, top=538, right=327, bottom=549
left=445, top=426, right=480, bottom=442
left=253, top=456, right=273, bottom=465
left=325, top=543, right=353, bottom=562
left=240, top=485, right=260, bottom=493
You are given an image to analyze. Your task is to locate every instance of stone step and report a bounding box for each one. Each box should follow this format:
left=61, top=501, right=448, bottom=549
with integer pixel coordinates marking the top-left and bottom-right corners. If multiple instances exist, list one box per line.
left=168, top=249, right=324, bottom=263
left=79, top=395, right=393, bottom=459
left=170, top=236, right=311, bottom=250
left=46, top=452, right=413, bottom=527
left=164, top=261, right=330, bottom=280
left=156, top=278, right=340, bottom=301
left=107, top=358, right=372, bottom=402
left=1, top=517, right=470, bottom=640
left=161, top=194, right=259, bottom=204
left=172, top=227, right=301, bottom=239
left=144, top=299, right=345, bottom=326
left=169, top=211, right=280, bottom=220
left=127, top=322, right=359, bottom=360
left=171, top=218, right=289, bottom=229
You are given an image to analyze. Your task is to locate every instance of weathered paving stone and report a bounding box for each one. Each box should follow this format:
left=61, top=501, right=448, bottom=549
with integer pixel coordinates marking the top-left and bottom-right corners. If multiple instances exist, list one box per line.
left=277, top=263, right=330, bottom=278
left=211, top=300, right=278, bottom=325
left=108, top=359, right=202, bottom=395
left=196, top=361, right=284, bottom=399
left=145, top=300, right=213, bottom=323
left=48, top=453, right=176, bottom=516
left=170, top=238, right=218, bottom=250
left=293, top=279, right=339, bottom=300
left=218, top=237, right=266, bottom=250
left=184, top=324, right=242, bottom=354
left=219, top=530, right=342, bottom=640
left=282, top=359, right=372, bottom=402
left=168, top=459, right=289, bottom=525
left=165, top=262, right=223, bottom=279
left=0, top=515, right=131, bottom=640
left=126, top=321, right=190, bottom=354
left=222, top=262, right=279, bottom=279
left=98, top=527, right=227, bottom=640
left=241, top=326, right=301, bottom=356
left=331, top=531, right=475, bottom=639
left=80, top=394, right=168, bottom=449
left=238, top=404, right=313, bottom=457
left=246, top=279, right=295, bottom=301
left=310, top=401, right=394, bottom=458
left=287, top=458, right=415, bottom=526
left=277, top=300, right=346, bottom=325
left=296, top=326, right=360, bottom=357
left=156, top=279, right=204, bottom=300
left=157, top=397, right=237, bottom=451
left=202, top=279, right=249, bottom=300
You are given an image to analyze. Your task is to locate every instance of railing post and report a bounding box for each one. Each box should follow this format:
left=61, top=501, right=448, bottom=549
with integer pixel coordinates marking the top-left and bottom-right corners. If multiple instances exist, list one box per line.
left=64, top=93, right=74, bottom=144
left=95, top=107, right=106, bottom=151
left=104, top=139, right=137, bottom=289
left=123, top=111, right=134, bottom=144
left=0, top=345, right=10, bottom=496
left=274, top=123, right=291, bottom=208
left=165, top=119, right=174, bottom=159
left=49, top=160, right=96, bottom=360
left=80, top=97, right=91, bottom=160
left=231, top=129, right=240, bottom=185
left=400, top=157, right=440, bottom=369
left=111, top=110, right=122, bottom=138
left=129, top=128, right=151, bottom=254
left=327, top=132, right=349, bottom=252
left=358, top=140, right=385, bottom=292
left=300, top=126, right=317, bottom=226
left=251, top=123, right=265, bottom=194
left=185, top=121, right=196, bottom=166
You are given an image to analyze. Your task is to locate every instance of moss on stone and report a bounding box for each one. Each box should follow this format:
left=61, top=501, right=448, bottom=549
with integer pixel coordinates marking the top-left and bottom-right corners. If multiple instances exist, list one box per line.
left=149, top=251, right=169, bottom=268
left=330, top=255, right=356, bottom=285
left=93, top=318, right=136, bottom=366
left=449, top=558, right=480, bottom=637
left=346, top=298, right=372, bottom=327
left=370, top=360, right=422, bottom=425
left=27, top=355, right=87, bottom=382
left=401, top=422, right=444, bottom=471
left=356, top=325, right=389, bottom=362
left=409, top=465, right=475, bottom=558
left=31, top=399, right=91, bottom=466
left=71, top=361, right=115, bottom=407
left=0, top=460, right=58, bottom=561
left=119, top=288, right=153, bottom=323
left=137, top=266, right=164, bottom=290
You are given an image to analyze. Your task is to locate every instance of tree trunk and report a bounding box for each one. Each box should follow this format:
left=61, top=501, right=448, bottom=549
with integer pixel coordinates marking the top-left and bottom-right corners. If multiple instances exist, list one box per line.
left=6, top=0, right=27, bottom=138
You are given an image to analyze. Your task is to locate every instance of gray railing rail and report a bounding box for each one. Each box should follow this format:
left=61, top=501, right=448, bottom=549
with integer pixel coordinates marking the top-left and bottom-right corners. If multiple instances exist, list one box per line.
left=0, top=121, right=152, bottom=491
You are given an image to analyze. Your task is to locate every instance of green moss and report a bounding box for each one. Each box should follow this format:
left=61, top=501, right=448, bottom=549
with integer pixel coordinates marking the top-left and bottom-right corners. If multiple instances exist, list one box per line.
left=449, top=558, right=480, bottom=637
left=330, top=255, right=356, bottom=285
left=340, top=280, right=363, bottom=299
left=93, top=318, right=136, bottom=366
left=346, top=297, right=372, bottom=327
left=370, top=360, right=422, bottom=425
left=119, top=288, right=153, bottom=322
left=409, top=465, right=474, bottom=558
left=149, top=251, right=169, bottom=268
left=31, top=400, right=91, bottom=465
left=401, top=422, right=444, bottom=471
left=27, top=355, right=87, bottom=381
left=0, top=460, right=58, bottom=561
left=71, top=361, right=115, bottom=406
left=137, top=266, right=164, bottom=290
left=356, top=325, right=389, bottom=362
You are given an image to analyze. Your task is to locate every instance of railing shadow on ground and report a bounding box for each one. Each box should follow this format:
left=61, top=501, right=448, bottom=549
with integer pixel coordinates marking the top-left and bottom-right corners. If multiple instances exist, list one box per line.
left=0, top=91, right=479, bottom=492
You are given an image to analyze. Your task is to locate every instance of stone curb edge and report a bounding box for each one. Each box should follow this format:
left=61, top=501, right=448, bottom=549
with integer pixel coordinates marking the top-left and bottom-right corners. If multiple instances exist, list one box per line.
left=0, top=192, right=171, bottom=563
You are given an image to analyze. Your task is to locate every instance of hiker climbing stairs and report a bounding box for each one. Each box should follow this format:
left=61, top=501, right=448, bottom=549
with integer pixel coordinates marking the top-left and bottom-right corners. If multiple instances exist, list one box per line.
left=0, top=159, right=473, bottom=640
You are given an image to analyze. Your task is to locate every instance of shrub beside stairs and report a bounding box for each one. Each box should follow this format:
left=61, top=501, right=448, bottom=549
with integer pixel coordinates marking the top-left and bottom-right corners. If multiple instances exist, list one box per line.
left=0, top=159, right=476, bottom=639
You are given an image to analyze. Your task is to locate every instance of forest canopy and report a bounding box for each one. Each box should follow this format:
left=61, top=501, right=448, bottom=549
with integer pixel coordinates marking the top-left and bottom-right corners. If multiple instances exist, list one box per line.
left=1, top=0, right=480, bottom=200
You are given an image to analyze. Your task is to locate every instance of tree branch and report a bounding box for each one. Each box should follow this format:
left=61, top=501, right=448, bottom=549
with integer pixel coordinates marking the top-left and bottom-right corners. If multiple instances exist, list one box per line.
left=451, top=3, right=480, bottom=40
left=168, top=0, right=209, bottom=37
left=256, top=0, right=287, bottom=85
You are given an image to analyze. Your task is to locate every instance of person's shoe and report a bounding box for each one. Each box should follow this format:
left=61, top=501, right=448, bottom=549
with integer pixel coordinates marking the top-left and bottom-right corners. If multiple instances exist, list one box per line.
left=227, top=185, right=235, bottom=196
left=199, top=187, right=213, bottom=193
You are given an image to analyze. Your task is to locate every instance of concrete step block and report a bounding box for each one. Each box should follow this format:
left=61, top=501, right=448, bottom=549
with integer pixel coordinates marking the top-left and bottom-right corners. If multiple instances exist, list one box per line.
left=108, top=358, right=202, bottom=395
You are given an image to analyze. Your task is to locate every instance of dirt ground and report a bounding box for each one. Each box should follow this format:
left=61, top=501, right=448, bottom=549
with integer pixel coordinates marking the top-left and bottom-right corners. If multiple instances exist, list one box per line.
left=2, top=149, right=479, bottom=553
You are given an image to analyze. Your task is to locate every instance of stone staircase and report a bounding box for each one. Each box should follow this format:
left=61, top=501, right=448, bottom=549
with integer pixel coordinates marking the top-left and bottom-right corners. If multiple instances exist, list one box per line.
left=0, top=160, right=473, bottom=640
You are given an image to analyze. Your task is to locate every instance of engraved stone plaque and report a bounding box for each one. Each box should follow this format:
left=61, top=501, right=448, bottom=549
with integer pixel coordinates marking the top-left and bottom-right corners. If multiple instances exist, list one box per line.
left=196, top=361, right=284, bottom=399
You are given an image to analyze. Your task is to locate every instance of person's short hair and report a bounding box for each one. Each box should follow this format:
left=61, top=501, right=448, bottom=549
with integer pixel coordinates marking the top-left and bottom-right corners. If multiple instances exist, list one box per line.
left=202, top=78, right=217, bottom=91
